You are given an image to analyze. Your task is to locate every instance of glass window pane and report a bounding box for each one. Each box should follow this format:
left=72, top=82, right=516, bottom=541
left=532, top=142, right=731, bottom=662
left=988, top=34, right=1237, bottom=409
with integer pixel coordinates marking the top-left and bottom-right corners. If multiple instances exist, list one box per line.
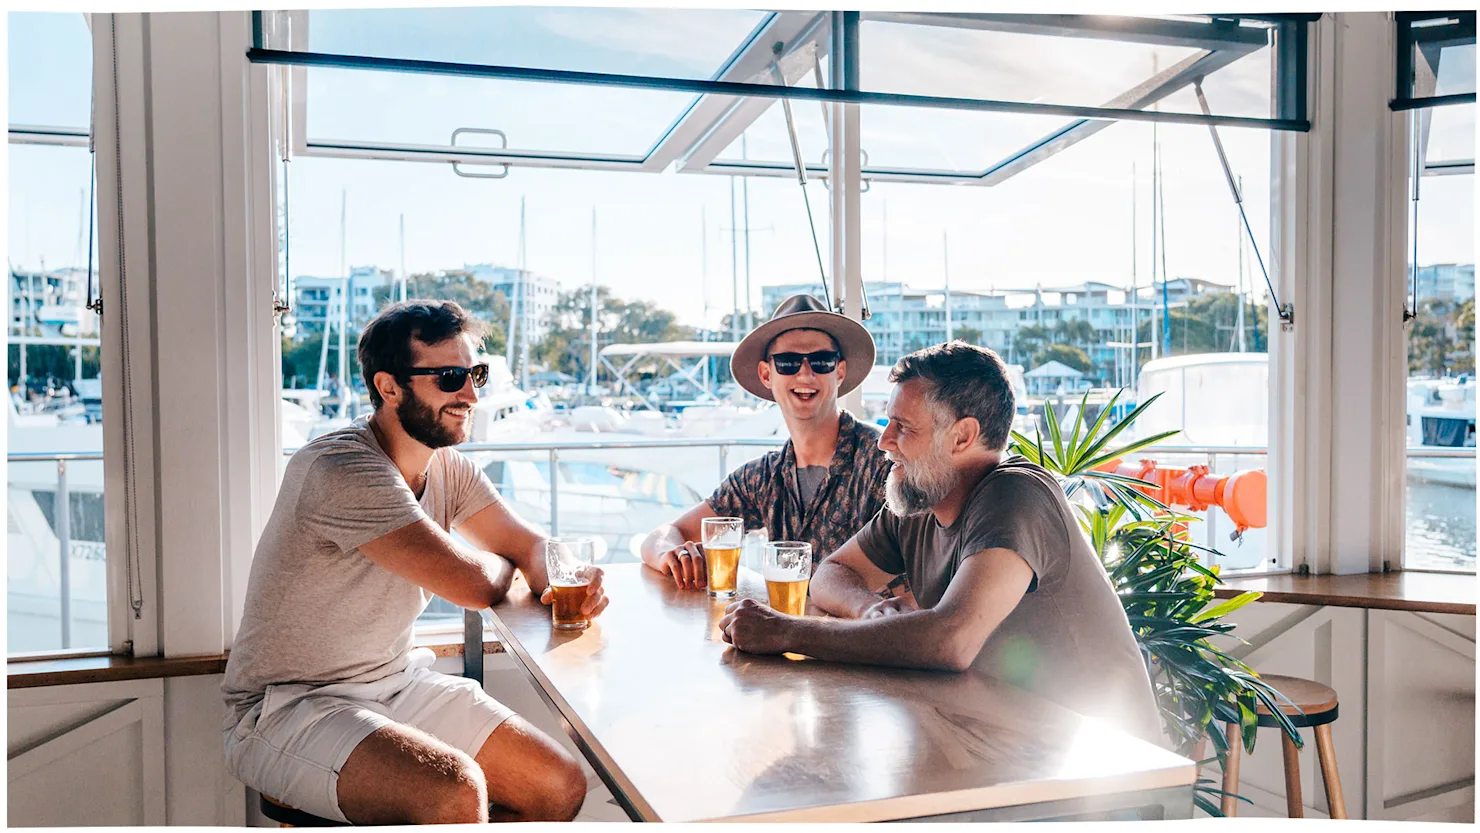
left=299, top=7, right=771, bottom=81
left=277, top=138, right=821, bottom=623
left=860, top=15, right=1274, bottom=121
left=1433, top=41, right=1476, bottom=98
left=1426, top=103, right=1475, bottom=168
left=827, top=117, right=1277, bottom=572
left=8, top=12, right=92, bottom=129
left=8, top=142, right=108, bottom=653
left=1405, top=171, right=1475, bottom=572
left=306, top=67, right=697, bottom=158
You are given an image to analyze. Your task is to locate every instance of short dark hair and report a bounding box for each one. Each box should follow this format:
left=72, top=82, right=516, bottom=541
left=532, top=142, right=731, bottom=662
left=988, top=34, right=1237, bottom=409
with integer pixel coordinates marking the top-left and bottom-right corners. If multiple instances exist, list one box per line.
left=358, top=301, right=489, bottom=409
left=764, top=328, right=841, bottom=358
left=890, top=341, right=1016, bottom=450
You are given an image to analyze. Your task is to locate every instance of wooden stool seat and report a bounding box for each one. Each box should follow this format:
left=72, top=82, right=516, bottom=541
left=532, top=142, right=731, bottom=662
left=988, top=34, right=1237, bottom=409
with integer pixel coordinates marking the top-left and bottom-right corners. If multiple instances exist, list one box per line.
left=1219, top=673, right=1346, bottom=820
left=1251, top=673, right=1340, bottom=727
left=260, top=794, right=346, bottom=827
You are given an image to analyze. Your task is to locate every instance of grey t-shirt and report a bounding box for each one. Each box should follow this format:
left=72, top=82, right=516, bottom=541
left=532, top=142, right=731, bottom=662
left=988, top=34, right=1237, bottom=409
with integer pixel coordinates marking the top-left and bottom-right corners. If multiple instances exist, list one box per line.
left=854, top=457, right=1163, bottom=745
left=796, top=465, right=829, bottom=506
left=222, top=419, right=501, bottom=718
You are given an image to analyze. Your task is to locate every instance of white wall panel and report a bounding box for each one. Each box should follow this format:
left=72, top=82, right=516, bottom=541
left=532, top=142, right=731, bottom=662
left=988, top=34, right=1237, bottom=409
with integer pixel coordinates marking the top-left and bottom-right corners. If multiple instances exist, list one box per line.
left=7, top=680, right=165, bottom=827
left=1217, top=602, right=1475, bottom=822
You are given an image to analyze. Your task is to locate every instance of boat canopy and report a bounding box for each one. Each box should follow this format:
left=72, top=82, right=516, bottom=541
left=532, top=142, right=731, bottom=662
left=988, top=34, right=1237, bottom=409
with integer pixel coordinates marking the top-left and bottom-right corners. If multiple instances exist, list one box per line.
left=600, top=341, right=739, bottom=359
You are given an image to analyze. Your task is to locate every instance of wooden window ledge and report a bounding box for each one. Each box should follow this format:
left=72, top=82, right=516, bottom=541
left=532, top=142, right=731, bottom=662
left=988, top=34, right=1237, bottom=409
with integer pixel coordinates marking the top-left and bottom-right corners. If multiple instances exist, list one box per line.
left=1215, top=571, right=1475, bottom=616
left=8, top=633, right=503, bottom=689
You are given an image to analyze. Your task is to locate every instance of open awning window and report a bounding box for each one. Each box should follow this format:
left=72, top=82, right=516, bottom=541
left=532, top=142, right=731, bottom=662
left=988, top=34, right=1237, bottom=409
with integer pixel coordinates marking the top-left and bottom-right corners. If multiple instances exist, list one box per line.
left=252, top=10, right=1311, bottom=185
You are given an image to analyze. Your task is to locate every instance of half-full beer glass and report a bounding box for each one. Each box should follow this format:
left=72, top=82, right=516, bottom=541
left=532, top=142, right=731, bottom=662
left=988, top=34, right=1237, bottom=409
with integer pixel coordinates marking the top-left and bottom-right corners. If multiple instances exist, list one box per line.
left=701, top=517, right=743, bottom=598
left=763, top=541, right=812, bottom=616
left=545, top=537, right=595, bottom=630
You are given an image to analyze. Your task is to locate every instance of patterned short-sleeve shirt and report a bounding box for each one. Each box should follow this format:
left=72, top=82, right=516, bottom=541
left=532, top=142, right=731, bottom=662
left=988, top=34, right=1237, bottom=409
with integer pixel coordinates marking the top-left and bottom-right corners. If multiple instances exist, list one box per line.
left=707, top=410, right=907, bottom=595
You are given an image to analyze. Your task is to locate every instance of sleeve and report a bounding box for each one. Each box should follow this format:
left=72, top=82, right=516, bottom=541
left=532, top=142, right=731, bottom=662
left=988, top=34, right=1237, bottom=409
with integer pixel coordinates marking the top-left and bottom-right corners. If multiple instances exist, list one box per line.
left=299, top=448, right=429, bottom=553
left=706, top=460, right=760, bottom=526
left=955, top=470, right=1070, bottom=587
left=852, top=505, right=906, bottom=575
left=443, top=450, right=502, bottom=528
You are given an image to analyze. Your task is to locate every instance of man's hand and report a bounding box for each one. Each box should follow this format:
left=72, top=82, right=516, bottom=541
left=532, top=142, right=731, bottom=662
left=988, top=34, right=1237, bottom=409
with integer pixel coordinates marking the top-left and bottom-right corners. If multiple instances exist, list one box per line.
left=718, top=598, right=799, bottom=655
left=657, top=541, right=708, bottom=590
left=537, top=567, right=610, bottom=620
left=860, top=596, right=919, bottom=619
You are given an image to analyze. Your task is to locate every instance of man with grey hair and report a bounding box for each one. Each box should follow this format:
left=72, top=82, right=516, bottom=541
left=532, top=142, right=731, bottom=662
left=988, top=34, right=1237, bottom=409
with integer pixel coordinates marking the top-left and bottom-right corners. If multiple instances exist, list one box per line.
left=718, top=341, right=1163, bottom=744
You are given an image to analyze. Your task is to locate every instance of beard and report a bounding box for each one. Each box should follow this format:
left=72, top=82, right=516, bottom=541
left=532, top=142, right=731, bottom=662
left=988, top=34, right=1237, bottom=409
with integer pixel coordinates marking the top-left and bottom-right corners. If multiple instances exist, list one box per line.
left=396, top=386, right=470, bottom=449
left=885, top=438, right=959, bottom=517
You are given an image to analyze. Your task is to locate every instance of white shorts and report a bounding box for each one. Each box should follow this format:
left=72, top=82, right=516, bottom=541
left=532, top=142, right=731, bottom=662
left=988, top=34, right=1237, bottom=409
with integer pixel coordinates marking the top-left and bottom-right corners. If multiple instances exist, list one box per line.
left=223, top=648, right=515, bottom=823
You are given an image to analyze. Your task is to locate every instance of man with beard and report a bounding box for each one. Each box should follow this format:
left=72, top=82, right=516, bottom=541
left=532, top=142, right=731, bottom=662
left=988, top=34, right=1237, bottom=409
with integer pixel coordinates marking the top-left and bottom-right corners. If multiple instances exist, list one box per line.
left=638, top=294, right=905, bottom=600
left=223, top=301, right=607, bottom=824
left=718, top=341, right=1163, bottom=745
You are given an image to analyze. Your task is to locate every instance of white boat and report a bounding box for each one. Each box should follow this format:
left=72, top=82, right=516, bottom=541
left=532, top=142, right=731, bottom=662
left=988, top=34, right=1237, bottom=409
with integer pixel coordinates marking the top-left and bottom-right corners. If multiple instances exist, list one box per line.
left=1406, top=377, right=1476, bottom=487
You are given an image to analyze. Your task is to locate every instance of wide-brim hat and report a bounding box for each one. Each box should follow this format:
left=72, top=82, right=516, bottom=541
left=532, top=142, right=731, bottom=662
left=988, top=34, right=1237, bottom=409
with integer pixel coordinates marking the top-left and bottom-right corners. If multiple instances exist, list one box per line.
left=732, top=294, right=875, bottom=402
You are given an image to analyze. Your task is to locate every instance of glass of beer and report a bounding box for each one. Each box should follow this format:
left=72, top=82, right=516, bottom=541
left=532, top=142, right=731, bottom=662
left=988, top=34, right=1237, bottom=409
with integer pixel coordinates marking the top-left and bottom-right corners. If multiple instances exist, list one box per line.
left=545, top=537, right=595, bottom=631
left=763, top=541, right=812, bottom=616
left=701, top=517, right=743, bottom=598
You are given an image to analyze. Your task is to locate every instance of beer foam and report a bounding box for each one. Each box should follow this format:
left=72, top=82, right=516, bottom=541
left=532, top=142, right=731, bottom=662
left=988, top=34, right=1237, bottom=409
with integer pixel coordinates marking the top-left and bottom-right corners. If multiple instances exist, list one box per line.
left=763, top=562, right=809, bottom=582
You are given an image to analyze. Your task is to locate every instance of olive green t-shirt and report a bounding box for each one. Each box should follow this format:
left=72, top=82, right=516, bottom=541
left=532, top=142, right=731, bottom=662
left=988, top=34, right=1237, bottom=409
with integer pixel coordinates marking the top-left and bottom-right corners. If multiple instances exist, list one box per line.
left=855, top=457, right=1164, bottom=745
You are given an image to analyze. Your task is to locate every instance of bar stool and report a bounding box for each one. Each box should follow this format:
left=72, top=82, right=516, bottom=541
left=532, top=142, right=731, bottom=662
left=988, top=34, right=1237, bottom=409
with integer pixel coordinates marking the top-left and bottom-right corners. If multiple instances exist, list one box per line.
left=1219, top=674, right=1346, bottom=819
left=259, top=794, right=346, bottom=828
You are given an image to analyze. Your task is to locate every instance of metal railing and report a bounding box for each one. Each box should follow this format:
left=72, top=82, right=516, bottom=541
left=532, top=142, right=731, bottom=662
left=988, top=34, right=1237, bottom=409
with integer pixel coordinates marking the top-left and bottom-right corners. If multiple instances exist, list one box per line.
left=10, top=442, right=1476, bottom=650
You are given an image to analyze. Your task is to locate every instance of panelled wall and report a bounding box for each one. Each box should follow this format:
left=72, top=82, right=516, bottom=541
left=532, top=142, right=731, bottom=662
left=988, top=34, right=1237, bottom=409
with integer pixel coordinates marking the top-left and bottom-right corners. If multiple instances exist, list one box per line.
left=1216, top=602, right=1475, bottom=822
left=7, top=653, right=632, bottom=827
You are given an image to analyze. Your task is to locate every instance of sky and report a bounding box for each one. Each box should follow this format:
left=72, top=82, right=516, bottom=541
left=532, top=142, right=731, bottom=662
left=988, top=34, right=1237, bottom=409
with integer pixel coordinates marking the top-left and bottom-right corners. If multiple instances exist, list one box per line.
left=6, top=9, right=1476, bottom=331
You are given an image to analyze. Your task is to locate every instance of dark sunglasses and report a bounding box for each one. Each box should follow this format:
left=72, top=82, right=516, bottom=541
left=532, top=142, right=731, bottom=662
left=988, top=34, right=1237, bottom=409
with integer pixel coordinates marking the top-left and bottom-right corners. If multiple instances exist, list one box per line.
left=767, top=350, right=840, bottom=375
left=404, top=364, right=489, bottom=392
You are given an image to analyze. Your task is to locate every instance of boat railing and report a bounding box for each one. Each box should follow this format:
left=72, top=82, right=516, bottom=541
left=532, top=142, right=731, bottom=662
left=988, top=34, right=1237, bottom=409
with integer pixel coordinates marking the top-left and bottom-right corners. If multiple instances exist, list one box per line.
left=8, top=443, right=1475, bottom=650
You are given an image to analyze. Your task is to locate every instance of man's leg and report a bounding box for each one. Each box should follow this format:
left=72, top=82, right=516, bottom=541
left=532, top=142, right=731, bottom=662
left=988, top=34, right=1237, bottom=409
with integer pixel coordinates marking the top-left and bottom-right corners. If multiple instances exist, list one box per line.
left=473, top=714, right=588, bottom=821
left=387, top=667, right=588, bottom=822
left=335, top=722, right=489, bottom=825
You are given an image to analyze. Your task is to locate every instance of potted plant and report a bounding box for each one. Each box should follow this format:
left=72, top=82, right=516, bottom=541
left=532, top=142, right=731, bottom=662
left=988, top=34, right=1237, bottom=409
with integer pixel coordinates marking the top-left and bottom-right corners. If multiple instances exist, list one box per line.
left=1009, top=389, right=1301, bottom=817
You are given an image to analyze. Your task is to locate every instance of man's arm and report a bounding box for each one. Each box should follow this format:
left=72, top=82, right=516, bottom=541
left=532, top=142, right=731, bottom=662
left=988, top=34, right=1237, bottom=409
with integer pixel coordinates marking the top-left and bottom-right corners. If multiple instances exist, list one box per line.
left=809, top=537, right=904, bottom=619
left=357, top=519, right=517, bottom=610
left=722, top=548, right=1035, bottom=672
left=639, top=501, right=717, bottom=589
left=456, top=499, right=551, bottom=596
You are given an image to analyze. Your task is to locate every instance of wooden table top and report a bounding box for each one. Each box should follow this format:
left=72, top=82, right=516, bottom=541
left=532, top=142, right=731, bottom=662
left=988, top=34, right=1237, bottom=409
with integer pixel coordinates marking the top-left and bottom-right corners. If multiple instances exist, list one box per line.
left=487, top=564, right=1194, bottom=823
left=1215, top=571, right=1475, bottom=616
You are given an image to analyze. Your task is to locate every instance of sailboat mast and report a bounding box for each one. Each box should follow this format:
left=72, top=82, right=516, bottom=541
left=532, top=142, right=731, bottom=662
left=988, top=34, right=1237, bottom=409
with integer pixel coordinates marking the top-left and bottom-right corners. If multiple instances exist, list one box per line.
left=1157, top=142, right=1171, bottom=358
left=742, top=134, right=752, bottom=331
left=589, top=208, right=598, bottom=398
left=1129, top=162, right=1137, bottom=388
left=1235, top=175, right=1247, bottom=352
left=398, top=214, right=406, bottom=302
left=337, top=190, right=348, bottom=418
left=943, top=232, right=952, bottom=342
left=729, top=176, right=739, bottom=342
left=1150, top=126, right=1160, bottom=361
left=519, top=198, right=530, bottom=390
left=506, top=197, right=524, bottom=376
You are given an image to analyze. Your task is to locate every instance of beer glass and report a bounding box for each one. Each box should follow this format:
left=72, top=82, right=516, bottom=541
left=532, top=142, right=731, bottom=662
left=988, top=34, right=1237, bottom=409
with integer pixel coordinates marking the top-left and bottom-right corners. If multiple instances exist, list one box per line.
left=701, top=517, right=743, bottom=598
left=763, top=541, right=812, bottom=616
left=545, top=537, right=595, bottom=630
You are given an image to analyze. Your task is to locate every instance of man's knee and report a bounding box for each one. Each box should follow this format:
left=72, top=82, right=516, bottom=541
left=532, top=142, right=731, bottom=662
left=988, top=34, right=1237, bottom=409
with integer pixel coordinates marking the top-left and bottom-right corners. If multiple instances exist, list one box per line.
left=414, top=752, right=489, bottom=824
left=522, top=750, right=587, bottom=821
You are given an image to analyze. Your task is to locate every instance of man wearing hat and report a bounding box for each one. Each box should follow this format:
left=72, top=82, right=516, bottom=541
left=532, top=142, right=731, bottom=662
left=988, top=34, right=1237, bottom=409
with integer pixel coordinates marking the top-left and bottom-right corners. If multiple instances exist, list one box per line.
left=638, top=294, right=907, bottom=601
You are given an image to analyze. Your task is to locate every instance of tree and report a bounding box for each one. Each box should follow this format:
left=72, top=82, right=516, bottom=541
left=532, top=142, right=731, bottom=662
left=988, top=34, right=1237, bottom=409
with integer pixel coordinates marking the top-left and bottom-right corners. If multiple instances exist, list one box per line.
left=373, top=270, right=509, bottom=356
left=1135, top=292, right=1269, bottom=370
left=1014, top=323, right=1052, bottom=363
left=1052, top=318, right=1096, bottom=349
left=954, top=325, right=983, bottom=346
left=1034, top=343, right=1094, bottom=374
left=1409, top=297, right=1475, bottom=376
left=534, top=286, right=694, bottom=380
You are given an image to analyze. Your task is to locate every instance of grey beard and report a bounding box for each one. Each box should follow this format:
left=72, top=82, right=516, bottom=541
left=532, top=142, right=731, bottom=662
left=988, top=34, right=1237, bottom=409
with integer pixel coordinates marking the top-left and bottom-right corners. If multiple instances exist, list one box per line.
left=885, top=457, right=957, bottom=517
